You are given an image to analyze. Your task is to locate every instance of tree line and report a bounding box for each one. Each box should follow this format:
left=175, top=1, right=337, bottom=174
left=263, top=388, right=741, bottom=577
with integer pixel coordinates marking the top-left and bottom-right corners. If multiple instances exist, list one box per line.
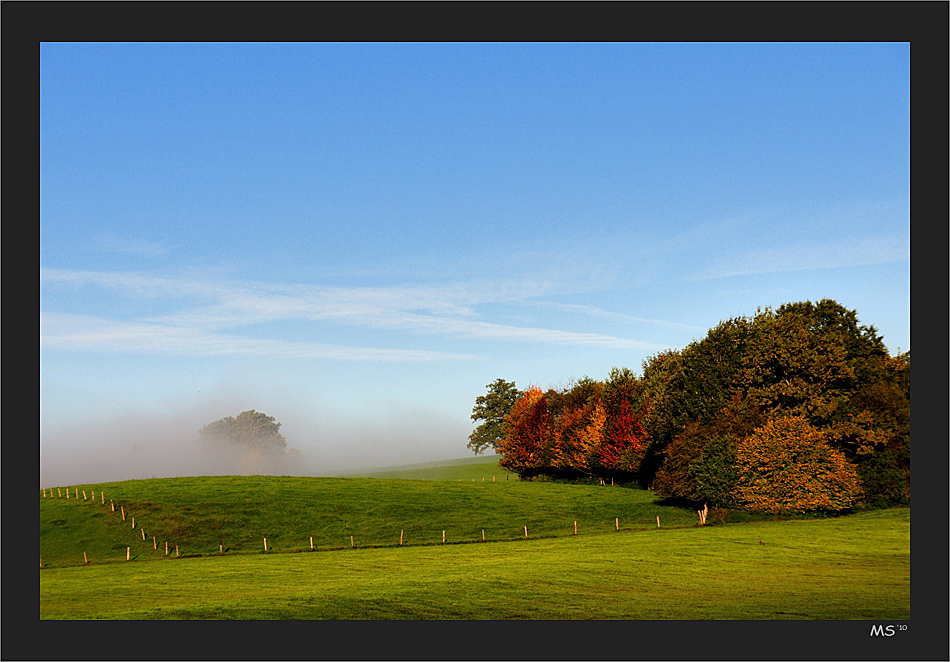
left=469, top=299, right=910, bottom=514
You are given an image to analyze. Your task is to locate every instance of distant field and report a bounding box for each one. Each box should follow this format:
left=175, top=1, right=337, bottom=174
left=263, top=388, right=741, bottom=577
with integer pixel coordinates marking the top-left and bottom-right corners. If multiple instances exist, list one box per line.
left=39, top=460, right=910, bottom=620
left=347, top=454, right=509, bottom=481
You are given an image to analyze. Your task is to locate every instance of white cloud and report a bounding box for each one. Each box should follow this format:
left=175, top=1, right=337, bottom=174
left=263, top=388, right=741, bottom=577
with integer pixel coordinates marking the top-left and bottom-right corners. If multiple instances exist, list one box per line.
left=39, top=312, right=475, bottom=361
left=688, top=234, right=909, bottom=281
left=523, top=301, right=707, bottom=332
left=40, top=267, right=670, bottom=359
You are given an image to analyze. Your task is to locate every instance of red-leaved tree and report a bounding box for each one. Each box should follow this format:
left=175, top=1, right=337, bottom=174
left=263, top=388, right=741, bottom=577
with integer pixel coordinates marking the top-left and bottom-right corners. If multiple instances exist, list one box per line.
left=498, top=386, right=551, bottom=475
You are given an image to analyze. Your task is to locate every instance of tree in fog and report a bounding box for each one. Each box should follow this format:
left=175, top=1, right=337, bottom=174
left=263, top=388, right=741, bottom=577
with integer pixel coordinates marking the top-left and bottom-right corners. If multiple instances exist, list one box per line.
left=199, top=410, right=287, bottom=454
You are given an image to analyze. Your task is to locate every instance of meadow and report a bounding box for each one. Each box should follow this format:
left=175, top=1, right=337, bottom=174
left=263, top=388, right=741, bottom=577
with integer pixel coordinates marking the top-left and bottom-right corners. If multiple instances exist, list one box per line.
left=39, top=459, right=910, bottom=620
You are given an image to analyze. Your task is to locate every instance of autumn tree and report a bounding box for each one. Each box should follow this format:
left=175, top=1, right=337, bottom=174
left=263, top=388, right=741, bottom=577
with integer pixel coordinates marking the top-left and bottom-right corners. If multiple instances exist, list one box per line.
left=549, top=377, right=603, bottom=474
left=643, top=299, right=907, bottom=510
left=597, top=368, right=650, bottom=476
left=734, top=414, right=863, bottom=513
left=495, top=370, right=651, bottom=482
left=497, top=386, right=552, bottom=476
left=488, top=299, right=906, bottom=510
left=468, top=378, right=520, bottom=455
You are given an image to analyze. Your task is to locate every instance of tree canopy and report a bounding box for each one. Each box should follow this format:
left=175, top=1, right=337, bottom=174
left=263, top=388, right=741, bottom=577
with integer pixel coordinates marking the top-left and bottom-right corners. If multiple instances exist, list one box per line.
left=494, top=373, right=651, bottom=482
left=468, top=379, right=520, bottom=455
left=199, top=410, right=287, bottom=454
left=480, top=299, right=909, bottom=515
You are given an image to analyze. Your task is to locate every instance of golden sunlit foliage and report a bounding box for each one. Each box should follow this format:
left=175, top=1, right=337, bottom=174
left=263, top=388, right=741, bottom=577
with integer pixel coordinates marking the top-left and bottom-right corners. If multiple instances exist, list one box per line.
left=486, top=299, right=908, bottom=514
left=734, top=415, right=863, bottom=513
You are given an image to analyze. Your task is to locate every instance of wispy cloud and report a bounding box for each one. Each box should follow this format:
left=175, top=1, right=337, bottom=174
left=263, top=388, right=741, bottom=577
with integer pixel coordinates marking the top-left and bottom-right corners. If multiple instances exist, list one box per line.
left=39, top=312, right=476, bottom=362
left=523, top=301, right=707, bottom=332
left=40, top=268, right=669, bottom=359
left=687, top=234, right=909, bottom=281
left=93, top=234, right=176, bottom=256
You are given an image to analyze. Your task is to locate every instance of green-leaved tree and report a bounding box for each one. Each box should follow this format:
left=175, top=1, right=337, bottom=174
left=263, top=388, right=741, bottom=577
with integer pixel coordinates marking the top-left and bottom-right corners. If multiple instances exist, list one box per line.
left=468, top=379, right=520, bottom=455
left=199, top=410, right=287, bottom=454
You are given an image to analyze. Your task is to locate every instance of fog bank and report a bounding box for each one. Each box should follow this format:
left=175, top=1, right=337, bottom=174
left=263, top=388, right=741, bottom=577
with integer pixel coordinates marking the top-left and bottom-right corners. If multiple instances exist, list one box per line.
left=39, top=400, right=473, bottom=487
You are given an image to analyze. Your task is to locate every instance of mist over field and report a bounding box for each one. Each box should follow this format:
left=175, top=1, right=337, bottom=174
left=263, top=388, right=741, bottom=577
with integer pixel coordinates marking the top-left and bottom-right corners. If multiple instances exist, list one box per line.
left=39, top=395, right=474, bottom=487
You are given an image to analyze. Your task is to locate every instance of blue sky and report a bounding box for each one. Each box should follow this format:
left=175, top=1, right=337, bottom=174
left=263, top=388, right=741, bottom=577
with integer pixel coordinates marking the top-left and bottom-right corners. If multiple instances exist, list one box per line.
left=39, top=42, right=910, bottom=483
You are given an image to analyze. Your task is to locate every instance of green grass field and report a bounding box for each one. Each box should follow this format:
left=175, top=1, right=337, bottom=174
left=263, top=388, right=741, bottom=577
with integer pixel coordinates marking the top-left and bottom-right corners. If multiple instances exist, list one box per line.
left=346, top=454, right=508, bottom=481
left=39, top=460, right=910, bottom=620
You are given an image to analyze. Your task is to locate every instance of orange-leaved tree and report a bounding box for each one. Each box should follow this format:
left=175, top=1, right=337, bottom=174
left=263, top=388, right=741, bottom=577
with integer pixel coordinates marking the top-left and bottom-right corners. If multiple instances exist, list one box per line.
left=552, top=400, right=607, bottom=473
left=734, top=414, right=863, bottom=513
left=550, top=403, right=587, bottom=470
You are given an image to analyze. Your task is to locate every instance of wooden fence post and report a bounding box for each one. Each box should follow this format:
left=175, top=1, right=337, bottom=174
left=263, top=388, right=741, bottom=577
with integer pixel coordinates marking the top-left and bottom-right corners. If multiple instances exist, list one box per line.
left=442, top=530, right=446, bottom=544
left=351, top=535, right=354, bottom=548
left=400, top=530, right=404, bottom=546
left=121, top=506, right=125, bottom=521
left=131, top=517, right=134, bottom=529
left=102, top=492, right=105, bottom=505
left=58, top=488, right=62, bottom=498
left=310, top=536, right=314, bottom=550
left=615, top=517, right=619, bottom=531
left=574, top=520, right=577, bottom=535
left=126, top=547, right=130, bottom=561
left=165, top=541, right=169, bottom=555
left=264, top=537, right=268, bottom=552
left=524, top=526, right=528, bottom=539
left=482, top=529, right=485, bottom=542
left=142, top=529, right=146, bottom=541
left=83, top=552, right=88, bottom=565
left=175, top=545, right=179, bottom=557
left=657, top=516, right=661, bottom=528
left=83, top=491, right=87, bottom=500
left=153, top=536, right=157, bottom=549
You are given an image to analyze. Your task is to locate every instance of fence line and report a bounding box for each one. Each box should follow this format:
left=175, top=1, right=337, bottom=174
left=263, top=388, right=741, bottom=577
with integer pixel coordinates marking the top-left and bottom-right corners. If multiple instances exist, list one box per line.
left=42, top=488, right=681, bottom=566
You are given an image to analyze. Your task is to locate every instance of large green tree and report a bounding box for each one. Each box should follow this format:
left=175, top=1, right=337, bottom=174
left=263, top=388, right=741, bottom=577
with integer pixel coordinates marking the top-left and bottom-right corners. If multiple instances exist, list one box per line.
left=468, top=379, right=520, bottom=455
left=643, top=299, right=908, bottom=512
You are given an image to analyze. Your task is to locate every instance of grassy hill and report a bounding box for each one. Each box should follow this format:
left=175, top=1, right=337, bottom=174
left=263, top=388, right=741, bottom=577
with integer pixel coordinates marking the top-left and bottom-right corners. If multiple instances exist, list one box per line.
left=346, top=454, right=508, bottom=480
left=40, top=471, right=700, bottom=567
left=38, top=461, right=910, bottom=620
